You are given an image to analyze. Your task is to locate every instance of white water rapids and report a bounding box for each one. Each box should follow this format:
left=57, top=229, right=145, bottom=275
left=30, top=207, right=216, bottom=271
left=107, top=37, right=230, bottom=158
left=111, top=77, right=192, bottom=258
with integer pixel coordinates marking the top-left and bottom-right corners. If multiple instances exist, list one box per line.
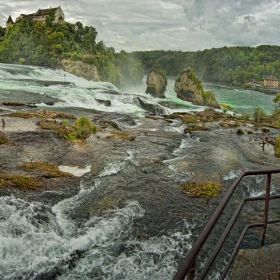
left=0, top=170, right=193, bottom=280
left=0, top=63, right=279, bottom=280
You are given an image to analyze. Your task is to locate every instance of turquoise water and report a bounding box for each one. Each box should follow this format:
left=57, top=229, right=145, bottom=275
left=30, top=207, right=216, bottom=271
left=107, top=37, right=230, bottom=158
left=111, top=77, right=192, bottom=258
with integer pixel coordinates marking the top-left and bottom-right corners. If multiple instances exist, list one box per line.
left=137, top=77, right=278, bottom=116
left=204, top=83, right=278, bottom=115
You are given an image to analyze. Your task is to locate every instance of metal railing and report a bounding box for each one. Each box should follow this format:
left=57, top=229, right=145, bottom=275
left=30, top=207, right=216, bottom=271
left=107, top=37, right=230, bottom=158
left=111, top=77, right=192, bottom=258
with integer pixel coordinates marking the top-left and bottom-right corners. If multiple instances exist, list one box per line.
left=173, top=169, right=280, bottom=280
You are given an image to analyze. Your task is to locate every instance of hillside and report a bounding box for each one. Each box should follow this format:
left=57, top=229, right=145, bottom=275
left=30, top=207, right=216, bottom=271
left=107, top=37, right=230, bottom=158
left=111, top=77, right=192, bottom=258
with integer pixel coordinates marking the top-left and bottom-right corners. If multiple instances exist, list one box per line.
left=0, top=15, right=144, bottom=88
left=130, top=45, right=280, bottom=87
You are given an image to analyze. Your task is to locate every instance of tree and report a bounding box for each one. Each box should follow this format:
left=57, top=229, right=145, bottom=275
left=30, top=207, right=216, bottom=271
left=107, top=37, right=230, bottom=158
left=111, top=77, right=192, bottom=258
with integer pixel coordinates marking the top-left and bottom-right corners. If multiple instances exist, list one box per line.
left=253, top=107, right=266, bottom=122
left=273, top=94, right=280, bottom=106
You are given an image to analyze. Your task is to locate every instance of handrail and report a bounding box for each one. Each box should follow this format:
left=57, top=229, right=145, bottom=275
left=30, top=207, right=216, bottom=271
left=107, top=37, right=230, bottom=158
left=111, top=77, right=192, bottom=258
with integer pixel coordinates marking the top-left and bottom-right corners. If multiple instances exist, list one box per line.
left=173, top=169, right=280, bottom=280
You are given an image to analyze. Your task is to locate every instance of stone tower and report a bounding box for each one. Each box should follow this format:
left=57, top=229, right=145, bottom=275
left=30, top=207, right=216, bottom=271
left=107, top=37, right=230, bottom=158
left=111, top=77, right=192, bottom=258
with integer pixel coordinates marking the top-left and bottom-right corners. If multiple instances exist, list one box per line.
left=6, top=15, right=14, bottom=27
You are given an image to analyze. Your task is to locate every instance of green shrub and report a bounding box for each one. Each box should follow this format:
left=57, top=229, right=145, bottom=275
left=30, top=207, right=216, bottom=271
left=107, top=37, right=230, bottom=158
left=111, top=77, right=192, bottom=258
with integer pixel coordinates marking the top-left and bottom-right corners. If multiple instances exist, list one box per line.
left=240, top=113, right=251, bottom=121
left=19, top=58, right=26, bottom=64
left=202, top=90, right=216, bottom=104
left=75, top=116, right=96, bottom=138
left=37, top=117, right=96, bottom=140
left=61, top=119, right=70, bottom=125
left=253, top=107, right=266, bottom=122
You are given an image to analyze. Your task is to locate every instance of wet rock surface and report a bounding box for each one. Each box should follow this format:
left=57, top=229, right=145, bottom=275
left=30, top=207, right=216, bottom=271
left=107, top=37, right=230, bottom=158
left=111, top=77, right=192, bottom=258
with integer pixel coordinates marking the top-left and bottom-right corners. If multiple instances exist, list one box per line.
left=1, top=103, right=280, bottom=242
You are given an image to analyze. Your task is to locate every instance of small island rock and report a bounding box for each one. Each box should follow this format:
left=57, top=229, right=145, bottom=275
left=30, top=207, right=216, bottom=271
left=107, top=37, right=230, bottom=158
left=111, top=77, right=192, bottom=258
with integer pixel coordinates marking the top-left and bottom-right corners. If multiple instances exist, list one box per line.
left=174, top=69, right=204, bottom=105
left=145, top=70, right=167, bottom=98
left=174, top=69, right=220, bottom=109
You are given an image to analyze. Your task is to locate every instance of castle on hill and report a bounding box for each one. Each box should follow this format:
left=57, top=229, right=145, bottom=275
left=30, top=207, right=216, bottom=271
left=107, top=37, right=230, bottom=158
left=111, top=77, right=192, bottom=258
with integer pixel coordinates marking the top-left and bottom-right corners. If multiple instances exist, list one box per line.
left=5, top=6, right=65, bottom=28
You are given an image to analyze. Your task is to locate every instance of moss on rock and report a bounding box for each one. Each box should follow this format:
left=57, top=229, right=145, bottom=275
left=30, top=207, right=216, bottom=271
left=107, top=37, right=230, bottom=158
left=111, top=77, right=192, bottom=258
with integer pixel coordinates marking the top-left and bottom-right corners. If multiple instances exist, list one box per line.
left=106, top=131, right=136, bottom=141
left=37, top=116, right=96, bottom=140
left=184, top=124, right=210, bottom=134
left=6, top=110, right=77, bottom=120
left=0, top=174, right=45, bottom=190
left=21, top=162, right=73, bottom=178
left=0, top=132, right=13, bottom=145
left=181, top=181, right=221, bottom=197
left=2, top=101, right=25, bottom=106
left=7, top=111, right=34, bottom=118
left=220, top=120, right=240, bottom=127
left=37, top=119, right=77, bottom=139
left=98, top=119, right=120, bottom=130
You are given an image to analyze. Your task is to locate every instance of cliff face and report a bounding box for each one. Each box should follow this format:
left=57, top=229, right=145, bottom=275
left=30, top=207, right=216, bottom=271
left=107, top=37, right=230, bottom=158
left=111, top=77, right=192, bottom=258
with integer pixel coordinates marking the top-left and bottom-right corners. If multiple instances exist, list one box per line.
left=174, top=70, right=204, bottom=105
left=59, top=59, right=100, bottom=82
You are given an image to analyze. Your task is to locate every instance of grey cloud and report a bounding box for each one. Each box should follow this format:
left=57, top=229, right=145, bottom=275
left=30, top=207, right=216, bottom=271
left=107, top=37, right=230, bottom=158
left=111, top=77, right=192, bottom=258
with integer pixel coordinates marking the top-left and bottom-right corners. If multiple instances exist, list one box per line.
left=0, top=0, right=280, bottom=51
left=182, top=0, right=280, bottom=46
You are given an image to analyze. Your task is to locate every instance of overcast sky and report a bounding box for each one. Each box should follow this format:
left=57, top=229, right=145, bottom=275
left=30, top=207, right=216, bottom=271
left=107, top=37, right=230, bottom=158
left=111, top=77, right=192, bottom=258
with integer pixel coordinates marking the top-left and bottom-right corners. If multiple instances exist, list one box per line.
left=0, top=0, right=280, bottom=52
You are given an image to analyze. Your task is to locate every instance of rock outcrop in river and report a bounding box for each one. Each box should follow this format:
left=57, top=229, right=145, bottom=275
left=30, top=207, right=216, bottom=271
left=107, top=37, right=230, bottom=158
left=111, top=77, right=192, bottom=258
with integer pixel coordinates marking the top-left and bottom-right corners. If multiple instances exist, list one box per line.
left=175, top=70, right=220, bottom=109
left=145, top=70, right=167, bottom=98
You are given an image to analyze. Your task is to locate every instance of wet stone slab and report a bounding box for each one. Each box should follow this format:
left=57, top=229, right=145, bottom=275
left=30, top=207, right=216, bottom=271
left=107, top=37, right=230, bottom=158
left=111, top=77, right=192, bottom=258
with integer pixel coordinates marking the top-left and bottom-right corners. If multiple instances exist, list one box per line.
left=229, top=243, right=280, bottom=280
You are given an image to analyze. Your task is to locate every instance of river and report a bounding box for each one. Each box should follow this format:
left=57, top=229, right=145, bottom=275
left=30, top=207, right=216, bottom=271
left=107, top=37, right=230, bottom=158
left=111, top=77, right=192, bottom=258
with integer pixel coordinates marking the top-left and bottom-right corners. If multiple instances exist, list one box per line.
left=0, top=63, right=279, bottom=280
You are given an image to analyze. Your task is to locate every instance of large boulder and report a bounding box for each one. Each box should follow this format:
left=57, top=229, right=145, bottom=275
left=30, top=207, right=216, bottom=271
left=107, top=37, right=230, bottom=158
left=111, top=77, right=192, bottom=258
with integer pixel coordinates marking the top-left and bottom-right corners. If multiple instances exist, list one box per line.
left=137, top=97, right=166, bottom=115
left=174, top=70, right=204, bottom=105
left=174, top=70, right=220, bottom=109
left=145, top=70, right=167, bottom=98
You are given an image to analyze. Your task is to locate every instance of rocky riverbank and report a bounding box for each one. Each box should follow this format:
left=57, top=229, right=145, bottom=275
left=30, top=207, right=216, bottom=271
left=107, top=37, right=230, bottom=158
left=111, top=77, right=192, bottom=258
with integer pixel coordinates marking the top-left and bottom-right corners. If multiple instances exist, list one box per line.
left=2, top=98, right=280, bottom=279
left=1, top=102, right=280, bottom=228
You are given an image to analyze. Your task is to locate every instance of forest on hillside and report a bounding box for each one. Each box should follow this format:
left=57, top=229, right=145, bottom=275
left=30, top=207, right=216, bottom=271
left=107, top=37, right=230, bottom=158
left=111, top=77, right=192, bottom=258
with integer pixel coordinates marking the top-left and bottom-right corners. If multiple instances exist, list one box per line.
left=1, top=9, right=280, bottom=89
left=0, top=10, right=144, bottom=87
left=130, top=45, right=280, bottom=87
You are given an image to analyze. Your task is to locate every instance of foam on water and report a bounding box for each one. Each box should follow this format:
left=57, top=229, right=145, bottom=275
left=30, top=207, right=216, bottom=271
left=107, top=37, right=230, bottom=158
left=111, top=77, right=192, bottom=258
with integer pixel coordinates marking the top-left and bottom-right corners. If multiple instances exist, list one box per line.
left=222, top=170, right=242, bottom=181
left=0, top=188, right=196, bottom=280
left=0, top=195, right=148, bottom=280
left=98, top=161, right=126, bottom=178
left=126, top=150, right=140, bottom=166
left=58, top=165, right=91, bottom=177
left=172, top=139, right=193, bottom=156
left=56, top=220, right=194, bottom=280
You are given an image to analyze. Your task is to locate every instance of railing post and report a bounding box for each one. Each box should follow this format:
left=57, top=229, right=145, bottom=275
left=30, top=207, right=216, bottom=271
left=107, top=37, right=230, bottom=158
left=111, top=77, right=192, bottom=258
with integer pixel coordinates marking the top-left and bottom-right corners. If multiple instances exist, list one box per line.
left=260, top=173, right=271, bottom=246
left=186, top=260, right=196, bottom=280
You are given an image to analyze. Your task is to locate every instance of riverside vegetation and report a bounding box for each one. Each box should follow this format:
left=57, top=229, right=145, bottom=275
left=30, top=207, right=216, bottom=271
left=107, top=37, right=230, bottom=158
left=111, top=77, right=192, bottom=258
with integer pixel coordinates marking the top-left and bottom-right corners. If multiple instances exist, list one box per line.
left=0, top=14, right=144, bottom=87
left=1, top=12, right=280, bottom=91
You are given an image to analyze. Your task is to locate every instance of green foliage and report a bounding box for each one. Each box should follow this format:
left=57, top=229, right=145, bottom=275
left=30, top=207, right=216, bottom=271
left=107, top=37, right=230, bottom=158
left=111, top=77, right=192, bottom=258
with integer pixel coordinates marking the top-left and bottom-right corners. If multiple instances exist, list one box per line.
left=240, top=113, right=251, bottom=121
left=0, top=132, right=10, bottom=145
left=273, top=93, right=280, bottom=106
left=202, top=90, right=216, bottom=104
left=61, top=119, right=70, bottom=125
left=21, top=161, right=73, bottom=177
left=188, top=69, right=203, bottom=91
left=131, top=45, right=280, bottom=87
left=18, top=57, right=26, bottom=64
left=181, top=181, right=221, bottom=198
left=47, top=9, right=56, bottom=21
left=0, top=18, right=144, bottom=87
left=253, top=107, right=266, bottom=122
left=274, top=135, right=280, bottom=156
left=74, top=116, right=96, bottom=138
left=0, top=19, right=99, bottom=68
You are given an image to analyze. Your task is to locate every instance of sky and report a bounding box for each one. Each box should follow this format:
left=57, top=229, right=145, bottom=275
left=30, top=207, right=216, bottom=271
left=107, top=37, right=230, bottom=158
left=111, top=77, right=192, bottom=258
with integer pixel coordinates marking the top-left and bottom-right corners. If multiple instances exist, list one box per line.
left=0, top=0, right=280, bottom=52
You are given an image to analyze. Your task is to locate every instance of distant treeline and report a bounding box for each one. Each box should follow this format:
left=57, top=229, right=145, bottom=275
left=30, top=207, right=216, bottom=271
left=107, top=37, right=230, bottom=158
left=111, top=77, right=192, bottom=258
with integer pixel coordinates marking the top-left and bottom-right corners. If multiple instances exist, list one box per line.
left=0, top=14, right=143, bottom=87
left=130, top=45, right=280, bottom=87
left=2, top=13, right=280, bottom=89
